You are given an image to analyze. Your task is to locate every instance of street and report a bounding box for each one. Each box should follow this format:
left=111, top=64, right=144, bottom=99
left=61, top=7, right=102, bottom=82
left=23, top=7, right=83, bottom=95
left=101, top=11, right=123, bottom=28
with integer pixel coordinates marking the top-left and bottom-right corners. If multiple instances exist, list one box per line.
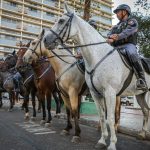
left=0, top=100, right=150, bottom=150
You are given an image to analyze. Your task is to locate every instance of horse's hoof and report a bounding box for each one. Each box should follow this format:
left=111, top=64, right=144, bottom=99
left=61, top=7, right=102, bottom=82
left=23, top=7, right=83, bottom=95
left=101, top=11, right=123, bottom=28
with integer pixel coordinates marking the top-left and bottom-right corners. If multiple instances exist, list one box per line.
left=95, top=143, right=107, bottom=150
left=24, top=116, right=30, bottom=121
left=8, top=109, right=13, bottom=112
left=40, top=120, right=46, bottom=125
left=71, top=136, right=81, bottom=143
left=45, top=123, right=51, bottom=128
left=137, top=131, right=146, bottom=140
left=54, top=114, right=61, bottom=119
left=60, top=130, right=69, bottom=136
left=38, top=109, right=41, bottom=113
left=30, top=117, right=36, bottom=121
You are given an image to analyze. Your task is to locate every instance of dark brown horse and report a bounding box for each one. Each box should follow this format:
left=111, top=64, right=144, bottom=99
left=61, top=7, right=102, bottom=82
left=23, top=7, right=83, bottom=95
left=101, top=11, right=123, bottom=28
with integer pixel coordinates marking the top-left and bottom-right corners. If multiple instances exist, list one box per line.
left=16, top=44, right=62, bottom=125
left=0, top=53, right=21, bottom=111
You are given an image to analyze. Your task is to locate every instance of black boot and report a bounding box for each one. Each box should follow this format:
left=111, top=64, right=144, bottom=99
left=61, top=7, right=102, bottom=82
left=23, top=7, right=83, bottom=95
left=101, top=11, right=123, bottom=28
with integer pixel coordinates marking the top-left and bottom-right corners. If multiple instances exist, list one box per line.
left=133, top=61, right=148, bottom=91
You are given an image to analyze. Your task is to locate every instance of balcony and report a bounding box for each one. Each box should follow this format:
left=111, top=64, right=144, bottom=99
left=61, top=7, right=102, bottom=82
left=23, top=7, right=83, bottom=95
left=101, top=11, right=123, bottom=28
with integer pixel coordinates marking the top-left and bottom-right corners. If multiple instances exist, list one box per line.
left=31, top=0, right=42, bottom=4
left=1, top=20, right=19, bottom=29
left=43, top=0, right=56, bottom=8
left=43, top=13, right=56, bottom=22
left=91, top=16, right=111, bottom=25
left=26, top=25, right=41, bottom=34
left=100, top=5, right=112, bottom=13
left=2, top=3, right=22, bottom=13
left=0, top=38, right=18, bottom=47
left=26, top=10, right=41, bottom=18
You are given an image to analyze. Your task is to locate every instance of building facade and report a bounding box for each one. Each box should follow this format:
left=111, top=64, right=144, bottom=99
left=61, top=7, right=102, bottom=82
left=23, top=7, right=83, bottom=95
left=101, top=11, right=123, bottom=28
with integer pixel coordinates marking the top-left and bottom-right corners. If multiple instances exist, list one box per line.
left=0, top=0, right=113, bottom=55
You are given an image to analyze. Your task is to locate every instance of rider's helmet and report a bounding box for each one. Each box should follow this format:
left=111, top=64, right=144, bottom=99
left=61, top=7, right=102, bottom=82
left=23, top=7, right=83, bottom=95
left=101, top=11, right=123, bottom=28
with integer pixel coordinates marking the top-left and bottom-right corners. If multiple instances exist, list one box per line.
left=113, top=4, right=131, bottom=15
left=88, top=20, right=97, bottom=29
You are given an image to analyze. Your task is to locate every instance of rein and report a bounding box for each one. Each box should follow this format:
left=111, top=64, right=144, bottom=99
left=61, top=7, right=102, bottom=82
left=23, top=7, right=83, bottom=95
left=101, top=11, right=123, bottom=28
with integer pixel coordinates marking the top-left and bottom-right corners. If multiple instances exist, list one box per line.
left=58, top=41, right=108, bottom=49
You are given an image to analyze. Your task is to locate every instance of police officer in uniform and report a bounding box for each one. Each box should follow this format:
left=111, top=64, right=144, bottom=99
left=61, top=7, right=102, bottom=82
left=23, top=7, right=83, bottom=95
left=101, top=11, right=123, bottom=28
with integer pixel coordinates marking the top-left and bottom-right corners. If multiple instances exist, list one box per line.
left=107, top=4, right=148, bottom=91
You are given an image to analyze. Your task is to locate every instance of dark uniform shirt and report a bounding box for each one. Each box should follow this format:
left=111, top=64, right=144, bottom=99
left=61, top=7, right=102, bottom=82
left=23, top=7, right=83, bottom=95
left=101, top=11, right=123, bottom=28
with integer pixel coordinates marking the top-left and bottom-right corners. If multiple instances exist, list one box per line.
left=107, top=17, right=138, bottom=46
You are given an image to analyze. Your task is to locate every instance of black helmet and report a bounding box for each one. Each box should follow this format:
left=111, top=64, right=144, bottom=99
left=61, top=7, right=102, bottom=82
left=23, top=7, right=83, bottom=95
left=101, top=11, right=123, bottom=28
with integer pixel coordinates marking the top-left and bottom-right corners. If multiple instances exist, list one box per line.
left=88, top=20, right=97, bottom=28
left=113, top=4, right=131, bottom=15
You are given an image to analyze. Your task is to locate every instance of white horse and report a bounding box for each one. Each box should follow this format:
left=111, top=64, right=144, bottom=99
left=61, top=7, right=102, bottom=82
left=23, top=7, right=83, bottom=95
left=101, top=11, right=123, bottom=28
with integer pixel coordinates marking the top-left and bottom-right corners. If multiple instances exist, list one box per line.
left=30, top=4, right=149, bottom=150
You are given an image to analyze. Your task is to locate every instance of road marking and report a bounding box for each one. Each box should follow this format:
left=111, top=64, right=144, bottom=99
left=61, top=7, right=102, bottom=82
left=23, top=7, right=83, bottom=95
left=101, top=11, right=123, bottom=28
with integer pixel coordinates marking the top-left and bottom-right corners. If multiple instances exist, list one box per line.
left=16, top=122, right=56, bottom=135
left=34, top=131, right=56, bottom=135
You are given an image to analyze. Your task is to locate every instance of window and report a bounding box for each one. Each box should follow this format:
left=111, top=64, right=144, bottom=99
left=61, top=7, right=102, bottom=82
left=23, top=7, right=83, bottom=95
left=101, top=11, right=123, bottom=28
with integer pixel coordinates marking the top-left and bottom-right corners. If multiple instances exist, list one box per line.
left=10, top=2, right=17, bottom=7
left=28, top=7, right=37, bottom=12
left=46, top=12, right=54, bottom=17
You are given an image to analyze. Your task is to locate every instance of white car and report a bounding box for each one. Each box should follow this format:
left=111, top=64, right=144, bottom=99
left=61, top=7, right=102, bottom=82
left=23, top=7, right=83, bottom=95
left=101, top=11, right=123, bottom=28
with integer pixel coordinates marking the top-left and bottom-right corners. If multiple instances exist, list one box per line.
left=121, top=96, right=134, bottom=106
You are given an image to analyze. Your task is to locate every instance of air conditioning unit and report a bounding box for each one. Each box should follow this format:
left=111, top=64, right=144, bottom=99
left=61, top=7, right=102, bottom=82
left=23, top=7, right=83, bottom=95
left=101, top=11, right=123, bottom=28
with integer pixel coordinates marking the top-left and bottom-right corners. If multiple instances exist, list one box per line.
left=16, top=24, right=21, bottom=29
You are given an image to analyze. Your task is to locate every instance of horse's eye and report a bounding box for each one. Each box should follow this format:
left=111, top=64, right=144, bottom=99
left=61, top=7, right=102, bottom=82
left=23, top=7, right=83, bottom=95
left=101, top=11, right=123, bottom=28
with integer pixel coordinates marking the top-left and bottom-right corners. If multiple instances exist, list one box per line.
left=58, top=19, right=65, bottom=24
left=32, top=42, right=36, bottom=45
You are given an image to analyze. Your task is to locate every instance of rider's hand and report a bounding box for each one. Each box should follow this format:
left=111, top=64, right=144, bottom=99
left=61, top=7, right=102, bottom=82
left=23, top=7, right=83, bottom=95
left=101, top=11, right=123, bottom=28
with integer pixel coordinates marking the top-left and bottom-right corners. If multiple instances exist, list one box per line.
left=106, top=38, right=114, bottom=44
left=109, top=34, right=119, bottom=41
left=75, top=54, right=82, bottom=59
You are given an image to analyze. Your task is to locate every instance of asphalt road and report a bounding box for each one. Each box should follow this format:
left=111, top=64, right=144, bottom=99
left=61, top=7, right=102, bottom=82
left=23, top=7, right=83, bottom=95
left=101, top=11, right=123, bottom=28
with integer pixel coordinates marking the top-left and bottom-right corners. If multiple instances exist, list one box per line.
left=0, top=101, right=150, bottom=150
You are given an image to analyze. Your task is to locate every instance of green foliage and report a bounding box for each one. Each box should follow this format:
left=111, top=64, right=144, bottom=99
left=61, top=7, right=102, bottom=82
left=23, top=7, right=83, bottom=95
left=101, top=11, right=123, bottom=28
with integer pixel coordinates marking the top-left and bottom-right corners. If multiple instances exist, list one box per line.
left=133, top=0, right=150, bottom=57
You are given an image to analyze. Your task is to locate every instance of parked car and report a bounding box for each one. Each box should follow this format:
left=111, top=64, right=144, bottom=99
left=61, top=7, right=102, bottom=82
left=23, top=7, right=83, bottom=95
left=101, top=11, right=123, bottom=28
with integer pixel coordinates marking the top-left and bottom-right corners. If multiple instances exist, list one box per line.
left=121, top=96, right=134, bottom=106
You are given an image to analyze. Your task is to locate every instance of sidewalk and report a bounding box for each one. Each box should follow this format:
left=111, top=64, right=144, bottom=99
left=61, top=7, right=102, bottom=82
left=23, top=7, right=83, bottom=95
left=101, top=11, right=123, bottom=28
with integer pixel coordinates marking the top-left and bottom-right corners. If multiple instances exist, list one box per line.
left=79, top=106, right=150, bottom=140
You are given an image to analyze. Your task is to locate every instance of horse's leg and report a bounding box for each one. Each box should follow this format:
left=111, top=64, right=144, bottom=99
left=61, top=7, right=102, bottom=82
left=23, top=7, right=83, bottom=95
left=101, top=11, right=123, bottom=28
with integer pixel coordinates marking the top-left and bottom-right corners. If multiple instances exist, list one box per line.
left=15, top=92, right=19, bottom=103
left=12, top=92, right=15, bottom=106
left=69, top=88, right=81, bottom=143
left=36, top=93, right=41, bottom=113
left=60, top=95, right=72, bottom=135
left=105, top=88, right=117, bottom=150
left=0, top=92, right=3, bottom=108
left=115, top=96, right=121, bottom=131
left=90, top=91, right=108, bottom=149
left=24, top=94, right=30, bottom=120
left=31, top=90, right=36, bottom=119
left=136, top=93, right=149, bottom=140
left=8, top=92, right=13, bottom=111
left=52, top=91, right=61, bottom=116
left=45, top=92, right=52, bottom=127
left=39, top=93, right=46, bottom=125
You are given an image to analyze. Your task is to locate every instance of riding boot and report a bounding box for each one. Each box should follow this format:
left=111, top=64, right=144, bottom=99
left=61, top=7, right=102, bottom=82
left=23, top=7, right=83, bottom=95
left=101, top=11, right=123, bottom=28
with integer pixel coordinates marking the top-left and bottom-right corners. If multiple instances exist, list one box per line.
left=133, top=61, right=148, bottom=91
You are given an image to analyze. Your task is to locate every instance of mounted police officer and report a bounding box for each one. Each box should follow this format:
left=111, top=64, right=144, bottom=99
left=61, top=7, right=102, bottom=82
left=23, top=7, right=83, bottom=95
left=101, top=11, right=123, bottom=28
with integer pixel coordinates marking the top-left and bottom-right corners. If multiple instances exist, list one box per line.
left=107, top=4, right=148, bottom=91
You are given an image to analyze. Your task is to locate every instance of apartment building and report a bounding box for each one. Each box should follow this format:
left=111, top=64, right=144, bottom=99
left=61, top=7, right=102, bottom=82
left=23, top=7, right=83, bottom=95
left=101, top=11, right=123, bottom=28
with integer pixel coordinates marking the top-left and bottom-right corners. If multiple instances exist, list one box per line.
left=0, top=0, right=113, bottom=55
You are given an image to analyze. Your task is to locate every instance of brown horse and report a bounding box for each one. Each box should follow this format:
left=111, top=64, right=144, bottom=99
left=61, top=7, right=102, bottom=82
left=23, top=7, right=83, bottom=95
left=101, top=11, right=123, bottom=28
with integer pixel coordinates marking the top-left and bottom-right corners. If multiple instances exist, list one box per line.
left=16, top=44, right=62, bottom=126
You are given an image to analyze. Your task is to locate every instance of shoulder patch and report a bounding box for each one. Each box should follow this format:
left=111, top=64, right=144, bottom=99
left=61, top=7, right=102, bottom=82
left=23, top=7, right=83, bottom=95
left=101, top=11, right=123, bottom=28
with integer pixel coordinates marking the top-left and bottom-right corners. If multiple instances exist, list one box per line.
left=128, top=20, right=134, bottom=25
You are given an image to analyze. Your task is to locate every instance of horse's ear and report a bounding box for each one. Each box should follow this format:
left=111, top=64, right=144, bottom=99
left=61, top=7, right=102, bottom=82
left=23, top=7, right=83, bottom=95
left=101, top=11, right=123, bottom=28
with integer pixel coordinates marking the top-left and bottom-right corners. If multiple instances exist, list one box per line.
left=26, top=40, right=31, bottom=47
left=12, top=50, right=16, bottom=55
left=38, top=29, right=45, bottom=39
left=20, top=41, right=22, bottom=47
left=64, top=2, right=73, bottom=14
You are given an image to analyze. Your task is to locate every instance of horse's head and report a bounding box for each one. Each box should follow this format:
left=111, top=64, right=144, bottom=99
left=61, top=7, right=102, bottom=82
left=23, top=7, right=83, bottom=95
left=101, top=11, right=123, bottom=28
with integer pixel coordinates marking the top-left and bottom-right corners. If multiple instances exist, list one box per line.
left=16, top=41, right=31, bottom=72
left=4, top=51, right=18, bottom=69
left=44, top=3, right=79, bottom=50
left=23, top=29, right=48, bottom=64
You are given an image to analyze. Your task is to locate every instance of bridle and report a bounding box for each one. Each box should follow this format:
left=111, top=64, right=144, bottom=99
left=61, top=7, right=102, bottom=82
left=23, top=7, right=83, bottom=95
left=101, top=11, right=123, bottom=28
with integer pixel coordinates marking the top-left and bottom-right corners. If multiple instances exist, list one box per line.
left=49, top=13, right=74, bottom=46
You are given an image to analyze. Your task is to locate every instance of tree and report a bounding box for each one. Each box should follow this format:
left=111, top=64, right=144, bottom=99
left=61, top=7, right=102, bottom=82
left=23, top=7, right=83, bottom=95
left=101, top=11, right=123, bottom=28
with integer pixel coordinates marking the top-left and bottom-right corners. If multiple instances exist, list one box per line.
left=133, top=0, right=150, bottom=57
left=83, top=0, right=91, bottom=21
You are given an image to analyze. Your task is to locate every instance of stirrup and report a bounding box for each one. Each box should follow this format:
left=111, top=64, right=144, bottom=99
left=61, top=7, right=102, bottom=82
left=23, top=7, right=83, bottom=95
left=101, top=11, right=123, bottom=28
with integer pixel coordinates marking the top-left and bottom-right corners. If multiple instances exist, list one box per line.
left=136, top=79, right=148, bottom=91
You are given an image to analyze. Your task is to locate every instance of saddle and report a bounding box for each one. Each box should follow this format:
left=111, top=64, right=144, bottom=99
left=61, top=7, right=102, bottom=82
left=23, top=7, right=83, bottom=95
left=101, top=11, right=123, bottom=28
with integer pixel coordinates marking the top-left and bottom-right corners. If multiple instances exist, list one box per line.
left=76, top=59, right=85, bottom=74
left=118, top=48, right=150, bottom=74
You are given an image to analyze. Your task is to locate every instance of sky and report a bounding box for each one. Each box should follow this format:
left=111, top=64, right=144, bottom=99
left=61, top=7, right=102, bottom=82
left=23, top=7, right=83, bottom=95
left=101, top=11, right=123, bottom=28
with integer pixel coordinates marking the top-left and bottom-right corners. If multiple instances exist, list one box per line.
left=112, top=0, right=147, bottom=25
